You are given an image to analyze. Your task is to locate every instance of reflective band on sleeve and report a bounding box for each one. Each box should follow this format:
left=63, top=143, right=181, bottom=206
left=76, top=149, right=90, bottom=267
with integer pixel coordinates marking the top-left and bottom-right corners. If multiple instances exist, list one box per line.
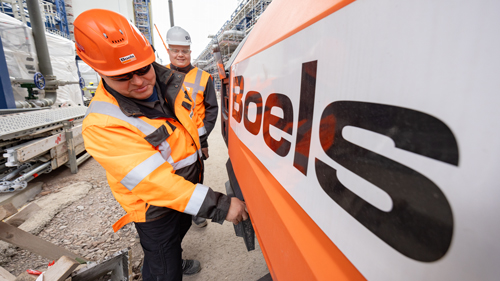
left=86, top=101, right=157, bottom=136
left=198, top=126, right=207, bottom=136
left=121, top=152, right=166, bottom=191
left=158, top=140, right=198, bottom=171
left=167, top=150, right=199, bottom=171
left=158, top=140, right=172, bottom=161
left=184, top=183, right=209, bottom=215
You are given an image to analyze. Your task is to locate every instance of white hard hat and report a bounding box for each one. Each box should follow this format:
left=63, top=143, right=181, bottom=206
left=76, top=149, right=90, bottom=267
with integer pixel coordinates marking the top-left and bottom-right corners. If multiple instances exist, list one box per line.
left=166, top=26, right=191, bottom=46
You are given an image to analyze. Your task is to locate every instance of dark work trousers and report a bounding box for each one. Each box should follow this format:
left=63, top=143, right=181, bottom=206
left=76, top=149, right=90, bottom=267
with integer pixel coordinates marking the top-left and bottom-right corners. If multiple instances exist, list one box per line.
left=135, top=211, right=192, bottom=281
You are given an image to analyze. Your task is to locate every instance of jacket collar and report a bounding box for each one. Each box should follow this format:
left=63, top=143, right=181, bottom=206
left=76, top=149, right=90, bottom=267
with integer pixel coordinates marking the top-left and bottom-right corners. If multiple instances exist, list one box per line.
left=168, top=63, right=194, bottom=74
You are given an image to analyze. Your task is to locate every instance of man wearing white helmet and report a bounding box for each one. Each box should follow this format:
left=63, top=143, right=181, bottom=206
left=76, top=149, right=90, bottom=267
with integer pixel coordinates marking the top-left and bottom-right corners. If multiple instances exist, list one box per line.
left=166, top=26, right=219, bottom=228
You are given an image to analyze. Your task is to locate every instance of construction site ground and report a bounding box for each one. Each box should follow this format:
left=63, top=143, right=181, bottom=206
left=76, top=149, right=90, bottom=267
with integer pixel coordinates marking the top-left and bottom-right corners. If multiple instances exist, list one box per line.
left=0, top=116, right=270, bottom=280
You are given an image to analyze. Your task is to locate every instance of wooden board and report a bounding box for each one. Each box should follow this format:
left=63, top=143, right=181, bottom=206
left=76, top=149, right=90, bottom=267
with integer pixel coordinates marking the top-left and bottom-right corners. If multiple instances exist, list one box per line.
left=4, top=203, right=41, bottom=227
left=43, top=256, right=79, bottom=281
left=16, top=124, right=82, bottom=162
left=0, top=182, right=42, bottom=209
left=0, top=203, right=17, bottom=221
left=0, top=221, right=85, bottom=262
left=0, top=266, right=15, bottom=281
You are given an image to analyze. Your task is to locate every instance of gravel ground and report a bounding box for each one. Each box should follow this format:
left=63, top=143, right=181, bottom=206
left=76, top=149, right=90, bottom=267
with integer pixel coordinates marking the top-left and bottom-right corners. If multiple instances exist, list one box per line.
left=0, top=116, right=269, bottom=280
left=0, top=160, right=144, bottom=279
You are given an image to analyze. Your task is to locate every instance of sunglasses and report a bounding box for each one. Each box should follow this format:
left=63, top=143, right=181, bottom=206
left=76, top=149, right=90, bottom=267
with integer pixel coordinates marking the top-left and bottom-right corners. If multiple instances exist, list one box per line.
left=107, top=64, right=152, bottom=81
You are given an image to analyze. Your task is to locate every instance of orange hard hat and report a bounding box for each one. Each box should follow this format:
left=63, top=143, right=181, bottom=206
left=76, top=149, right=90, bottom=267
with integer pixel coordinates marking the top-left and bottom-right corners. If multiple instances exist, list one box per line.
left=74, top=9, right=155, bottom=76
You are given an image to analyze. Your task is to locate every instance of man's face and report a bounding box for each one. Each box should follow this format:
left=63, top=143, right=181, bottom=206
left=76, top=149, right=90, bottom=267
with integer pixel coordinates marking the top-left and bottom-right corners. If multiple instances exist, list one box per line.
left=167, top=45, right=191, bottom=68
left=99, top=64, right=156, bottom=100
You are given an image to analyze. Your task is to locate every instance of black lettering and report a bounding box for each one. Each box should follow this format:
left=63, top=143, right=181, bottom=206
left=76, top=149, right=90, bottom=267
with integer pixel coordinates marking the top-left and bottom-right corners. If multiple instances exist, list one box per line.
left=243, top=91, right=263, bottom=135
left=293, top=61, right=317, bottom=175
left=232, top=75, right=244, bottom=123
left=316, top=101, right=458, bottom=262
left=263, top=93, right=294, bottom=157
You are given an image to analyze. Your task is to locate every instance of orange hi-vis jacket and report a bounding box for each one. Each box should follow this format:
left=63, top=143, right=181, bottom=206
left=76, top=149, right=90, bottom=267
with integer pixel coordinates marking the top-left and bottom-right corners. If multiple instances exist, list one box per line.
left=167, top=64, right=211, bottom=138
left=82, top=63, right=230, bottom=231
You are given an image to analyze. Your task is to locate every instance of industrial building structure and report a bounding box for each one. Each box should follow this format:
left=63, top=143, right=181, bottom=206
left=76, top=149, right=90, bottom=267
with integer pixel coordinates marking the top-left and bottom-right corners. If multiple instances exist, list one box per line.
left=194, top=0, right=272, bottom=91
left=0, top=0, right=71, bottom=39
left=0, top=0, right=154, bottom=44
left=133, top=0, right=154, bottom=46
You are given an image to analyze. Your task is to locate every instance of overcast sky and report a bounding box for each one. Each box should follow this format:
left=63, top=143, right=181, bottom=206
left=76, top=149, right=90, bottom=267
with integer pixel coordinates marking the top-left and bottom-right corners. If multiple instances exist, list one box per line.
left=150, top=0, right=240, bottom=64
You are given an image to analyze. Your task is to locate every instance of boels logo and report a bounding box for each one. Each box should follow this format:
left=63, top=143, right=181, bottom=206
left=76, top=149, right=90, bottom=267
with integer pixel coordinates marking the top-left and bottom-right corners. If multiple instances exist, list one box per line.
left=231, top=60, right=460, bottom=263
left=119, top=54, right=137, bottom=64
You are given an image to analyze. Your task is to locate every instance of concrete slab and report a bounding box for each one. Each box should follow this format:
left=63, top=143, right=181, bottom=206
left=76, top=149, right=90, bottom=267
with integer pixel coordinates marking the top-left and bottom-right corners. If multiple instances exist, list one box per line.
left=20, top=181, right=92, bottom=235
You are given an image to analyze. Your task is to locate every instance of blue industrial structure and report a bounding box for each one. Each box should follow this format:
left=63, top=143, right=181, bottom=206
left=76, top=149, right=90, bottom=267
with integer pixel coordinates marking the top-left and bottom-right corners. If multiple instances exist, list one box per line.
left=0, top=0, right=70, bottom=39
left=0, top=37, right=16, bottom=109
left=44, top=0, right=70, bottom=39
left=134, top=0, right=153, bottom=45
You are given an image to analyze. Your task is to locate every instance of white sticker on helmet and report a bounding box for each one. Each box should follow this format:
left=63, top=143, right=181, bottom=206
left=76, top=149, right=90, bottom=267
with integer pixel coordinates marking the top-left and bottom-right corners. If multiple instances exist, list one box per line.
left=119, top=54, right=137, bottom=64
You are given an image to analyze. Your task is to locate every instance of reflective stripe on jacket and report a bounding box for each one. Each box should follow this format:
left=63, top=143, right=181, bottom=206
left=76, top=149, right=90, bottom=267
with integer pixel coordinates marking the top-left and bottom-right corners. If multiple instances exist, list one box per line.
left=167, top=65, right=210, bottom=137
left=82, top=63, right=229, bottom=231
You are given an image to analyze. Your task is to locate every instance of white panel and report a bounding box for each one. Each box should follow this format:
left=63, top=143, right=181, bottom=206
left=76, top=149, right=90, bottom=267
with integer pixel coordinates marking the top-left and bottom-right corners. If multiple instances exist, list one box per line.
left=72, top=0, right=135, bottom=23
left=230, top=0, right=500, bottom=280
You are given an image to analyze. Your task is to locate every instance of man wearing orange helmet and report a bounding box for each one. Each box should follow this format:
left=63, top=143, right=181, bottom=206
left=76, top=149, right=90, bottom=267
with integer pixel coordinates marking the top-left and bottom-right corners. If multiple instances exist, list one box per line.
left=75, top=9, right=248, bottom=281
left=165, top=26, right=218, bottom=228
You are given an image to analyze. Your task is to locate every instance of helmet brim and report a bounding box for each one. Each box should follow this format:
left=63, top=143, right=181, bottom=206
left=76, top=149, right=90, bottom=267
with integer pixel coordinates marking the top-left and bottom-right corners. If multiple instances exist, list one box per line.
left=167, top=41, right=191, bottom=46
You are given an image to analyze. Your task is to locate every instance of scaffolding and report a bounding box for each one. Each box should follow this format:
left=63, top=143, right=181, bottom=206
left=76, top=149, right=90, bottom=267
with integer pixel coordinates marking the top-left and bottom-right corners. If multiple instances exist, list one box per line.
left=41, top=0, right=69, bottom=39
left=65, top=0, right=74, bottom=40
left=0, top=0, right=70, bottom=39
left=194, top=0, right=272, bottom=91
left=133, top=0, right=153, bottom=46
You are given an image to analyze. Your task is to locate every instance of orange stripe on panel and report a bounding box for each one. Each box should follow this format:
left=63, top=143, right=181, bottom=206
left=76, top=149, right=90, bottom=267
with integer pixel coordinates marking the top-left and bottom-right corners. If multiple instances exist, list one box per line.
left=228, top=128, right=365, bottom=281
left=234, top=0, right=355, bottom=65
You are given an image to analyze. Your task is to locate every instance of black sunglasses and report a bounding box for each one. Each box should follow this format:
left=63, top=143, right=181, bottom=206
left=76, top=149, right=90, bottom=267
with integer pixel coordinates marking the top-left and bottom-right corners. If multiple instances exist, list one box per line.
left=107, top=64, right=152, bottom=81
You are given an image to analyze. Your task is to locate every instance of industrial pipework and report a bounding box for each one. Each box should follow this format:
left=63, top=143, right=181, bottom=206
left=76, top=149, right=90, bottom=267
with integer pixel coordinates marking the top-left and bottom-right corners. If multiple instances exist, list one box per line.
left=25, top=0, right=57, bottom=107
left=168, top=0, right=174, bottom=27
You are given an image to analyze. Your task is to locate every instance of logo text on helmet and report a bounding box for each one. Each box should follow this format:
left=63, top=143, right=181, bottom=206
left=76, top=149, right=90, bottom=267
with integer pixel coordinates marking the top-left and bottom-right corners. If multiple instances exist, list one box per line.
left=119, top=54, right=137, bottom=64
